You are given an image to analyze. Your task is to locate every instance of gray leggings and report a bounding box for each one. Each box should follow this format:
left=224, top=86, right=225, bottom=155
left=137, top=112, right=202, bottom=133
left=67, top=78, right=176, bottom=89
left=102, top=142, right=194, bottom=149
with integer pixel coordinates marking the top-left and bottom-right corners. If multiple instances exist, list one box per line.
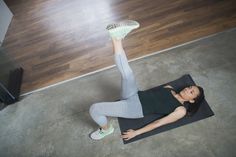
left=89, top=50, right=144, bottom=127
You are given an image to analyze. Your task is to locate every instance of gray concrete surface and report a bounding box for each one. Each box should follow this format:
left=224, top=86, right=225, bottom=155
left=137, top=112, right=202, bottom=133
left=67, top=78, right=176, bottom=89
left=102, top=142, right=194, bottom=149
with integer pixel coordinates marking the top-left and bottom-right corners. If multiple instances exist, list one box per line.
left=0, top=28, right=236, bottom=157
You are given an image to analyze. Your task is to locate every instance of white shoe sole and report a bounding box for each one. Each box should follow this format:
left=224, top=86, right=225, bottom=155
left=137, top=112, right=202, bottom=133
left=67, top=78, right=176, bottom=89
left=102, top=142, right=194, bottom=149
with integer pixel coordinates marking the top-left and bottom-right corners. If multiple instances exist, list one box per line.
left=106, top=20, right=140, bottom=31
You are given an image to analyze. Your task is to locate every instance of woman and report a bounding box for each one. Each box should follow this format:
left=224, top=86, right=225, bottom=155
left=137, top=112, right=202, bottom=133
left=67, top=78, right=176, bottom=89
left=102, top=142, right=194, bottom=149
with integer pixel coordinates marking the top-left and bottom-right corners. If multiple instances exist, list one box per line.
left=89, top=20, right=204, bottom=141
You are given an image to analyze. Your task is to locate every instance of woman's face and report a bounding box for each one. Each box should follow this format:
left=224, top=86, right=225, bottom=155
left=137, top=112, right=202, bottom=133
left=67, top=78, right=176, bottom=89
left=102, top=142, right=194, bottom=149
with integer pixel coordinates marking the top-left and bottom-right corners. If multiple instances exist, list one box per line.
left=179, top=86, right=200, bottom=103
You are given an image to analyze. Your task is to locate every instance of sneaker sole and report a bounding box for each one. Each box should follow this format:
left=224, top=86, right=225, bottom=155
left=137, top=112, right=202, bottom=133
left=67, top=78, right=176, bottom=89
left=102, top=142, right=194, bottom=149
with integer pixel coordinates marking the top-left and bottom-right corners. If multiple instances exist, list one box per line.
left=106, top=20, right=140, bottom=31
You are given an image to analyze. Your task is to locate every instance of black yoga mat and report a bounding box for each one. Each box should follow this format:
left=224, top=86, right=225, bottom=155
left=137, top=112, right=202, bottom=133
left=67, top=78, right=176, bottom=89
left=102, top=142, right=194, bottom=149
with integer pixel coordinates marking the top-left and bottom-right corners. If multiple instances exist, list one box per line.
left=118, top=74, right=214, bottom=144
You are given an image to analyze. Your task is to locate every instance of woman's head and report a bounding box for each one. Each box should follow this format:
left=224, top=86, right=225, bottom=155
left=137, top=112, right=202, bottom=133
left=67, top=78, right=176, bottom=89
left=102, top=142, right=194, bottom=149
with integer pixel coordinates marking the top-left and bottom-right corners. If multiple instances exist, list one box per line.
left=179, top=85, right=205, bottom=116
left=179, top=85, right=204, bottom=104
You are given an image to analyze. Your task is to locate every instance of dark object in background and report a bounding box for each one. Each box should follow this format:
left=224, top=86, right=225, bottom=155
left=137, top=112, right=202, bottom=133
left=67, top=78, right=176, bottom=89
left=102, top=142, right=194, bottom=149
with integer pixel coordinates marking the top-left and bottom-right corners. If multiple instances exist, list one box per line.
left=0, top=68, right=23, bottom=105
left=118, top=74, right=214, bottom=144
left=0, top=47, right=24, bottom=110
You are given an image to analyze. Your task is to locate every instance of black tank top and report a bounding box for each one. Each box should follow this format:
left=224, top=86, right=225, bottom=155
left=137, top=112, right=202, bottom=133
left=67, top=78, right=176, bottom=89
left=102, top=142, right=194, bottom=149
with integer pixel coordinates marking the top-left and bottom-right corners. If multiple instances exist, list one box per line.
left=138, top=87, right=182, bottom=115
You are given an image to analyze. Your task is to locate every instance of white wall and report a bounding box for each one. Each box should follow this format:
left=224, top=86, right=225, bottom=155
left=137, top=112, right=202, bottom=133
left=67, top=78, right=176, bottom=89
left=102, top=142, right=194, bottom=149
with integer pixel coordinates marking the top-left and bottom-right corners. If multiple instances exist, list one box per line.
left=0, top=0, right=13, bottom=46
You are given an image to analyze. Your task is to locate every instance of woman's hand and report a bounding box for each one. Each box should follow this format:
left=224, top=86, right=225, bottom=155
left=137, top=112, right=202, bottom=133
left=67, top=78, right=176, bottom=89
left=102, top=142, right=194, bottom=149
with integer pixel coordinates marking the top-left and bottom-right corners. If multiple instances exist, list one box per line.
left=121, top=129, right=137, bottom=141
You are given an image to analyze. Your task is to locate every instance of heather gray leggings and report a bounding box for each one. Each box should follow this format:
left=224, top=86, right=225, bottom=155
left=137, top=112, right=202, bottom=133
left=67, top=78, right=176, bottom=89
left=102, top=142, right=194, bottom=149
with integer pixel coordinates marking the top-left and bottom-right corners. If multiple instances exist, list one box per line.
left=89, top=50, right=144, bottom=127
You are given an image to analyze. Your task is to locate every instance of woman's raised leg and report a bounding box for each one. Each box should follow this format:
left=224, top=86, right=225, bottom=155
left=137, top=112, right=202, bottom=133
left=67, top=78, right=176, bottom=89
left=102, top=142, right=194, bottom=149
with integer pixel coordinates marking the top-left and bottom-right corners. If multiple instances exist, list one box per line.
left=112, top=38, right=139, bottom=99
left=107, top=20, right=140, bottom=99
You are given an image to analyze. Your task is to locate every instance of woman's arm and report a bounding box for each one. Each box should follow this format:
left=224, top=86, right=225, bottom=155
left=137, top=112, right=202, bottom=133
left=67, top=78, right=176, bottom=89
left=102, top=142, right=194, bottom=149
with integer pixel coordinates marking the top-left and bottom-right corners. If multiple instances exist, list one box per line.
left=121, top=106, right=186, bottom=141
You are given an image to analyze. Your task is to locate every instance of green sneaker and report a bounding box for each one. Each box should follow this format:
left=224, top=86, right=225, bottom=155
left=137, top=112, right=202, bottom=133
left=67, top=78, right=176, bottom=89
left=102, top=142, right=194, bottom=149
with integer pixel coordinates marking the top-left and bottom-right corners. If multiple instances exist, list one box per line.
left=90, top=125, right=114, bottom=140
left=106, top=20, right=140, bottom=39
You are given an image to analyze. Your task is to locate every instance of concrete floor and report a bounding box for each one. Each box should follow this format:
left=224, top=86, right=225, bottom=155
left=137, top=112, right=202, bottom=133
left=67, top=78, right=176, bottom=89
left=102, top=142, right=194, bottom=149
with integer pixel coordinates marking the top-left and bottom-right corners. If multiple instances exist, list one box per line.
left=0, top=28, right=236, bottom=157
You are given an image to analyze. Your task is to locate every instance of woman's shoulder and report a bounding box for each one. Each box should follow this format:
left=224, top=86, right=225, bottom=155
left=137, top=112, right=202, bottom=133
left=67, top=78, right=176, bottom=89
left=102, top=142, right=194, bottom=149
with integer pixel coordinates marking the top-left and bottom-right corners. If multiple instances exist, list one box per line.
left=163, top=85, right=178, bottom=91
left=163, top=85, right=173, bottom=89
left=175, top=106, right=187, bottom=115
left=163, top=85, right=178, bottom=94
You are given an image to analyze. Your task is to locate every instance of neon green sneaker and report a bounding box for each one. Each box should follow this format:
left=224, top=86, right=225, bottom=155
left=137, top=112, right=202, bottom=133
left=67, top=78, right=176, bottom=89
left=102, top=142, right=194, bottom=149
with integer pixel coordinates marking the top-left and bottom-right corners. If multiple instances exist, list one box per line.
left=90, top=125, right=114, bottom=140
left=106, top=20, right=140, bottom=39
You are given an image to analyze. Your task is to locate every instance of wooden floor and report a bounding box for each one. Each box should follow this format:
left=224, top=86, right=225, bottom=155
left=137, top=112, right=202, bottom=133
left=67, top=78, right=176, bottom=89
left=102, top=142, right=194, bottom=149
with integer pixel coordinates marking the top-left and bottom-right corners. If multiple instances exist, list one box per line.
left=3, top=0, right=236, bottom=94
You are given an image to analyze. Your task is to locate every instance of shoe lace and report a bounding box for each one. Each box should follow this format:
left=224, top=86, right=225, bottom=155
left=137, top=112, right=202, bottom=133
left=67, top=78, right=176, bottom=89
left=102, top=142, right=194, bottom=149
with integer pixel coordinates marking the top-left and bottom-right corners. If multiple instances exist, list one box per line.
left=99, top=128, right=104, bottom=134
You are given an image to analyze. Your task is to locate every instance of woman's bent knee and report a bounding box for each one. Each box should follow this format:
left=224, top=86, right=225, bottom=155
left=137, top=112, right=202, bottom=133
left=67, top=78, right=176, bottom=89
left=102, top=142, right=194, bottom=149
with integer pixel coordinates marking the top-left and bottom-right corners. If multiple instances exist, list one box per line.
left=89, top=103, right=100, bottom=116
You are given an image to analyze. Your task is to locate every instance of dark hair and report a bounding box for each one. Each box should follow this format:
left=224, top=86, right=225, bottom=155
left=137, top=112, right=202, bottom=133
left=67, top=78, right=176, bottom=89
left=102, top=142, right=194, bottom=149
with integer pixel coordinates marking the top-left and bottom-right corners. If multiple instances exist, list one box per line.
left=185, top=86, right=205, bottom=116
